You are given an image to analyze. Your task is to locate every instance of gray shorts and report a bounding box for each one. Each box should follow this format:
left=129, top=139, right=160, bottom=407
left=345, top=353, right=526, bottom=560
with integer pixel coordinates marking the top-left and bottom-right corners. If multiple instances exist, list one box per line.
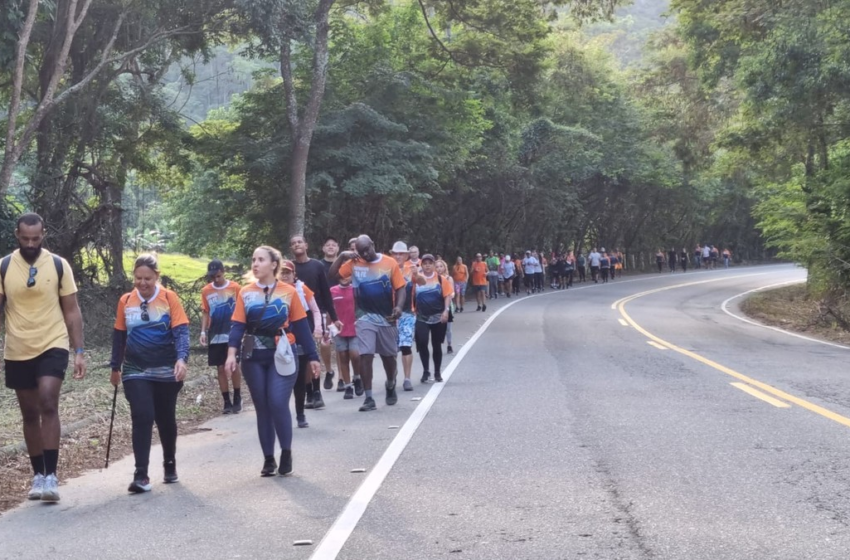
left=356, top=319, right=398, bottom=357
left=334, top=335, right=357, bottom=353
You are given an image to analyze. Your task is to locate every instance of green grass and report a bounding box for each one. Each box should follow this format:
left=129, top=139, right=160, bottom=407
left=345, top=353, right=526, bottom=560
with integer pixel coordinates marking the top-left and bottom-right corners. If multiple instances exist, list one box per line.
left=123, top=252, right=217, bottom=284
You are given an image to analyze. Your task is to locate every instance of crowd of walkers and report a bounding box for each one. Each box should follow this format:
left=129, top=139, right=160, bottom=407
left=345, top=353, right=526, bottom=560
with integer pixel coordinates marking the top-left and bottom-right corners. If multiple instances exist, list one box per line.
left=655, top=244, right=733, bottom=273
left=3, top=211, right=739, bottom=501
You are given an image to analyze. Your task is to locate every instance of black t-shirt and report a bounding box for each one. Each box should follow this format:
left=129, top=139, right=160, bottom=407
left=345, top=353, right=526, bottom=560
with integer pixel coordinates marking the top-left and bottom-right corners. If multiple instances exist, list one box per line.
left=322, top=258, right=338, bottom=287
left=294, top=258, right=338, bottom=323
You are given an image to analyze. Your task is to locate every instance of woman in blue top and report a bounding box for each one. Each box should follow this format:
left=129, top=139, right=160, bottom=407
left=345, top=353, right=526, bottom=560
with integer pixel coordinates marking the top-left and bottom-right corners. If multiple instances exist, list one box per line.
left=413, top=255, right=454, bottom=383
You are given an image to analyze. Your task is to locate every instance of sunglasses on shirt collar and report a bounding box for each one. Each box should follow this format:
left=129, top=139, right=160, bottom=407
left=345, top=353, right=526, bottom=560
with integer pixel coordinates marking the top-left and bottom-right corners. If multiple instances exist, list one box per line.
left=26, top=266, right=37, bottom=288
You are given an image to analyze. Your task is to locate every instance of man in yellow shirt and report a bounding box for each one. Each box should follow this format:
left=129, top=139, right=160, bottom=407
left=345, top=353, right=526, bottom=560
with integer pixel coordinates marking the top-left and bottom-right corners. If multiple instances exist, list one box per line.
left=0, top=213, right=86, bottom=503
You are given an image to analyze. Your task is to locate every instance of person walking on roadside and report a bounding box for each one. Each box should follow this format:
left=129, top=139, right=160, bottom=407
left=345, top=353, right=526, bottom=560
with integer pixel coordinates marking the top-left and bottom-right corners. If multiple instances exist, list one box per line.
left=200, top=259, right=242, bottom=415
left=588, top=248, right=601, bottom=283
left=702, top=244, right=711, bottom=269
left=391, top=241, right=417, bottom=391
left=680, top=248, right=689, bottom=272
left=576, top=252, right=587, bottom=283
left=500, top=255, right=515, bottom=298
left=655, top=249, right=665, bottom=273
left=330, top=275, right=361, bottom=400
left=532, top=251, right=545, bottom=292
left=1, top=213, right=86, bottom=503
left=723, top=248, right=732, bottom=269
left=608, top=252, right=618, bottom=281
left=710, top=245, right=720, bottom=269
left=600, top=251, right=611, bottom=284
left=329, top=235, right=407, bottom=410
left=522, top=251, right=538, bottom=294
left=226, top=246, right=320, bottom=477
left=486, top=251, right=500, bottom=300
left=320, top=237, right=344, bottom=391
left=110, top=254, right=189, bottom=493
left=451, top=256, right=468, bottom=312
left=470, top=253, right=489, bottom=311
left=290, top=236, right=341, bottom=405
left=513, top=254, right=524, bottom=295
left=413, top=255, right=453, bottom=383
left=694, top=244, right=702, bottom=269
left=667, top=248, right=678, bottom=273
left=564, top=251, right=575, bottom=288
left=436, top=259, right=455, bottom=354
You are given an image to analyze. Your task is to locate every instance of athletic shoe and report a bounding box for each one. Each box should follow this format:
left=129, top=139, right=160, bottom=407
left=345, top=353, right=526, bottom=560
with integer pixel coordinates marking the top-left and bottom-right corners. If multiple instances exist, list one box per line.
left=386, top=380, right=398, bottom=406
left=337, top=379, right=345, bottom=392
left=353, top=377, right=364, bottom=396
left=403, top=379, right=413, bottom=391
left=261, top=457, right=277, bottom=477
left=163, top=460, right=178, bottom=483
left=359, top=397, right=377, bottom=412
left=232, top=392, right=243, bottom=413
left=312, top=391, right=326, bottom=410
left=447, top=345, right=453, bottom=354
left=324, top=371, right=335, bottom=390
left=27, top=473, right=44, bottom=500
left=222, top=400, right=233, bottom=415
left=297, top=414, right=309, bottom=428
left=434, top=372, right=444, bottom=383
left=305, top=392, right=315, bottom=409
left=344, top=386, right=354, bottom=400
left=476, top=305, right=481, bottom=311
left=421, top=371, right=431, bottom=383
left=278, top=450, right=293, bottom=476
left=41, top=474, right=60, bottom=502
left=482, top=304, right=487, bottom=312
left=128, top=472, right=151, bottom=494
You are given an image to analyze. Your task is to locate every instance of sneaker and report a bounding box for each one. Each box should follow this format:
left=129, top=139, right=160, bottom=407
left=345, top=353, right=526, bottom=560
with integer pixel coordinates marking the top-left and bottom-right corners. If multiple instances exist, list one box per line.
left=278, top=450, right=293, bottom=476
left=261, top=456, right=277, bottom=477
left=41, top=474, right=60, bottom=502
left=128, top=472, right=151, bottom=494
left=305, top=392, right=315, bottom=409
left=297, top=414, right=309, bottom=428
left=163, top=460, right=178, bottom=483
left=476, top=305, right=482, bottom=311
left=482, top=304, right=487, bottom=312
left=324, top=371, right=335, bottom=390
left=337, top=378, right=345, bottom=392
left=312, top=391, right=326, bottom=410
left=222, top=401, right=233, bottom=415
left=353, top=377, right=364, bottom=396
left=27, top=473, right=44, bottom=500
left=232, top=392, right=243, bottom=413
left=344, top=386, right=354, bottom=400
left=435, top=372, right=444, bottom=383
left=421, top=371, right=431, bottom=383
left=359, top=396, right=377, bottom=412
left=403, top=379, right=413, bottom=391
left=447, top=345, right=453, bottom=354
left=385, top=381, right=398, bottom=406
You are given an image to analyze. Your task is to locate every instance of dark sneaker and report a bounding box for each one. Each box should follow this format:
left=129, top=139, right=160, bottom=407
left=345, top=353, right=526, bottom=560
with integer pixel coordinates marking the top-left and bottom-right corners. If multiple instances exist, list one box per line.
left=323, top=371, right=335, bottom=390
left=447, top=345, right=453, bottom=354
left=337, top=379, right=345, bottom=392
left=421, top=371, right=431, bottom=383
left=297, top=414, right=309, bottom=428
left=312, top=391, right=326, bottom=410
left=386, top=380, right=398, bottom=406
left=222, top=401, right=233, bottom=415
left=305, top=392, right=315, bottom=409
left=359, top=397, right=377, bottom=412
left=278, top=450, right=293, bottom=476
left=232, top=392, right=243, bottom=413
left=435, top=372, right=444, bottom=383
left=403, top=379, right=413, bottom=391
left=482, top=304, right=487, bottom=312
left=163, top=460, right=178, bottom=483
left=344, top=386, right=354, bottom=400
left=128, top=472, right=152, bottom=494
left=353, top=377, right=364, bottom=396
left=261, top=456, right=277, bottom=477
left=476, top=305, right=482, bottom=311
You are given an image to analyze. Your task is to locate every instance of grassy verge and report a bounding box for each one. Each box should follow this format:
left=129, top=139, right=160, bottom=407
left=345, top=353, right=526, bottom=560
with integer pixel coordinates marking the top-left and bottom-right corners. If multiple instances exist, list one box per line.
left=741, top=284, right=850, bottom=346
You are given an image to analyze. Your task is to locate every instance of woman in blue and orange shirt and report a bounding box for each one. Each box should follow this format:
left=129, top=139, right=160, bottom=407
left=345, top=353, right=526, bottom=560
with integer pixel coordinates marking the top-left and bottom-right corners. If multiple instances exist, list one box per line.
left=110, top=254, right=190, bottom=494
left=225, top=246, right=320, bottom=477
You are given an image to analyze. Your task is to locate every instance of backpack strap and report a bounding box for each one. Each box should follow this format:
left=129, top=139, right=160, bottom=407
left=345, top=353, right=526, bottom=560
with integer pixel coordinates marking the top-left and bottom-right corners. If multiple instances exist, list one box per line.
left=53, top=255, right=64, bottom=296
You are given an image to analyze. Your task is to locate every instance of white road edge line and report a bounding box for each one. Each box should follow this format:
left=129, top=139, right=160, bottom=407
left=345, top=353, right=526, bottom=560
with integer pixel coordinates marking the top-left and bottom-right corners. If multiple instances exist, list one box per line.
left=618, top=318, right=629, bottom=327
left=310, top=265, right=796, bottom=559
left=720, top=280, right=850, bottom=351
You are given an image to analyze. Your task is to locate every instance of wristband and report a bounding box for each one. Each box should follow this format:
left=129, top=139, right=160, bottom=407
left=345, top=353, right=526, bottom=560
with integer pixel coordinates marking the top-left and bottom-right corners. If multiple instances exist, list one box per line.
left=75, top=348, right=84, bottom=355
left=201, top=331, right=207, bottom=335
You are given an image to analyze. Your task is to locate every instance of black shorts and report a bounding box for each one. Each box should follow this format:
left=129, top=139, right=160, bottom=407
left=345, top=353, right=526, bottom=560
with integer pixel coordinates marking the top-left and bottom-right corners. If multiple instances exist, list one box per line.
left=4, top=348, right=69, bottom=390
left=208, top=343, right=229, bottom=367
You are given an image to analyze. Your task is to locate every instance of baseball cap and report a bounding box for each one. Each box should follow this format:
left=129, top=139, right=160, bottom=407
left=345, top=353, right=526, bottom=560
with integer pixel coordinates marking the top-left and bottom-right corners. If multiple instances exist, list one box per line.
left=206, top=259, right=224, bottom=279
left=391, top=241, right=409, bottom=253
left=280, top=259, right=295, bottom=272
left=421, top=253, right=435, bottom=263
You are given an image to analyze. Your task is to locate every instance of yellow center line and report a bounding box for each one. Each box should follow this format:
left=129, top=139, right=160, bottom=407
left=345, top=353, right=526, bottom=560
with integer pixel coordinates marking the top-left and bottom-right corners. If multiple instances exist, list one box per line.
left=617, top=276, right=850, bottom=429
left=730, top=383, right=791, bottom=408
left=647, top=341, right=668, bottom=350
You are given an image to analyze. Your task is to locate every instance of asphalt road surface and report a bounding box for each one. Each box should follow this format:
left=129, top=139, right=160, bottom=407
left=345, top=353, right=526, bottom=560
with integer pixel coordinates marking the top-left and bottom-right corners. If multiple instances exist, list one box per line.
left=5, top=263, right=850, bottom=560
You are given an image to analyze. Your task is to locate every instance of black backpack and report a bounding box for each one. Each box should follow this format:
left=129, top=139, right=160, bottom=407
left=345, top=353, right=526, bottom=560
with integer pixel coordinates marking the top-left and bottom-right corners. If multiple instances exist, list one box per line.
left=1, top=253, right=65, bottom=301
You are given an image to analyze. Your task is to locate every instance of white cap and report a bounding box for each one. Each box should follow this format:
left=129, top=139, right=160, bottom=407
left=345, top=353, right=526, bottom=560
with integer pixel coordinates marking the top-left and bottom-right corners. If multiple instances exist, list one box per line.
left=505, top=255, right=511, bottom=260
left=391, top=241, right=409, bottom=253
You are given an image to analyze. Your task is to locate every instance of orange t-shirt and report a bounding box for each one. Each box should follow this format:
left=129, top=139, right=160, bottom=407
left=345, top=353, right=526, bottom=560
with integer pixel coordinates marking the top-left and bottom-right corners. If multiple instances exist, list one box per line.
left=232, top=282, right=307, bottom=348
left=471, top=261, right=488, bottom=286
left=452, top=264, right=469, bottom=283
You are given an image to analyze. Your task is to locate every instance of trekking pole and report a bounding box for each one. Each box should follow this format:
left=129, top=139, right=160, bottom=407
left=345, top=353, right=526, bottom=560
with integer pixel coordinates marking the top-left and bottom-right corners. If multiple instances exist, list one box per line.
left=104, top=385, right=118, bottom=469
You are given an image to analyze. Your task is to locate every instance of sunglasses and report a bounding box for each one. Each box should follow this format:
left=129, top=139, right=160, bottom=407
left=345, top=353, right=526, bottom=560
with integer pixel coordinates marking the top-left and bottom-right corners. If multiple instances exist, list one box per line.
left=26, top=266, right=37, bottom=288
left=140, top=301, right=150, bottom=322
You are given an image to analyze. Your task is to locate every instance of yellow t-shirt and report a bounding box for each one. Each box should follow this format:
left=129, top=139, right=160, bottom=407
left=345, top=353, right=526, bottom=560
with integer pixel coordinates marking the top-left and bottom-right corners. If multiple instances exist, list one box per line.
left=0, top=249, right=77, bottom=361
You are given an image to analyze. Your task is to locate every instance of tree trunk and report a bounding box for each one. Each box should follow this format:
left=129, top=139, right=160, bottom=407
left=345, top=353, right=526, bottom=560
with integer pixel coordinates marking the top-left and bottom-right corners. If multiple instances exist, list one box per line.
left=288, top=140, right=310, bottom=240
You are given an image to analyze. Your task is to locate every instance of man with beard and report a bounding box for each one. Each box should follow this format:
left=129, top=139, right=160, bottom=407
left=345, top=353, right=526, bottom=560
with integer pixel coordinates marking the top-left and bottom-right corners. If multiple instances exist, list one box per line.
left=1, top=213, right=86, bottom=502
left=320, top=237, right=344, bottom=391
left=290, top=235, right=342, bottom=409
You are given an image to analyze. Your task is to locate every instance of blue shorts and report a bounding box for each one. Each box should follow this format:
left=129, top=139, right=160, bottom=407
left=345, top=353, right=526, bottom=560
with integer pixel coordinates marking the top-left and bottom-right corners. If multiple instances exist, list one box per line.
left=397, top=312, right=415, bottom=348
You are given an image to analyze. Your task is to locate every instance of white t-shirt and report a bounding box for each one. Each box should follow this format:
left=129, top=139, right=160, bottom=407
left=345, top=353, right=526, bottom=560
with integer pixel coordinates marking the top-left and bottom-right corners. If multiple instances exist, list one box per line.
left=702, top=246, right=711, bottom=258
left=523, top=257, right=538, bottom=275
left=589, top=252, right=602, bottom=266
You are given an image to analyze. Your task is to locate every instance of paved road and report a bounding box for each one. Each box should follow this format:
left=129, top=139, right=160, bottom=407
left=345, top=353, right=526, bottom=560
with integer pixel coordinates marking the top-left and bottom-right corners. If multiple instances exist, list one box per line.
left=5, top=264, right=850, bottom=560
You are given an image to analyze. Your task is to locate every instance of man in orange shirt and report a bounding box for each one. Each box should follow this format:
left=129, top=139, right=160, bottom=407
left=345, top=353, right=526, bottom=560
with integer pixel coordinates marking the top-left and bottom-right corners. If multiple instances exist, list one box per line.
left=451, top=256, right=469, bottom=312
left=470, top=253, right=489, bottom=312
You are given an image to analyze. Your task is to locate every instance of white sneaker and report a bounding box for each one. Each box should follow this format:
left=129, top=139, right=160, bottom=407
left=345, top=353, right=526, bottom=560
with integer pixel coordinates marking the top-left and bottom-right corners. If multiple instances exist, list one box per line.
left=41, top=474, right=60, bottom=502
left=27, top=473, right=45, bottom=500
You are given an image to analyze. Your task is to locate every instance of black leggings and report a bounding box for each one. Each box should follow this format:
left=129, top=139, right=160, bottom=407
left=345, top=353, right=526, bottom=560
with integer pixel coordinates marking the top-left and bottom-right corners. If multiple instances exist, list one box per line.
left=123, top=379, right=183, bottom=474
left=293, top=354, right=311, bottom=416
left=415, top=321, right=447, bottom=375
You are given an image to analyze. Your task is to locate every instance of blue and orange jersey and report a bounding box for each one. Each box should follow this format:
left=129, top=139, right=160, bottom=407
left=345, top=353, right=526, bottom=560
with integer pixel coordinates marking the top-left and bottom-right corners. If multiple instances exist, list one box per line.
left=413, top=273, right=454, bottom=323
left=115, top=286, right=190, bottom=381
left=231, top=281, right=307, bottom=349
left=200, top=280, right=241, bottom=344
left=339, top=254, right=406, bottom=327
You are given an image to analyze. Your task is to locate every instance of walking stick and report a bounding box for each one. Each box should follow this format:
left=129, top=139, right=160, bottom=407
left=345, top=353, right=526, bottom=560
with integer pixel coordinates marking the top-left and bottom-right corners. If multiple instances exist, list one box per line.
left=104, top=385, right=118, bottom=469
